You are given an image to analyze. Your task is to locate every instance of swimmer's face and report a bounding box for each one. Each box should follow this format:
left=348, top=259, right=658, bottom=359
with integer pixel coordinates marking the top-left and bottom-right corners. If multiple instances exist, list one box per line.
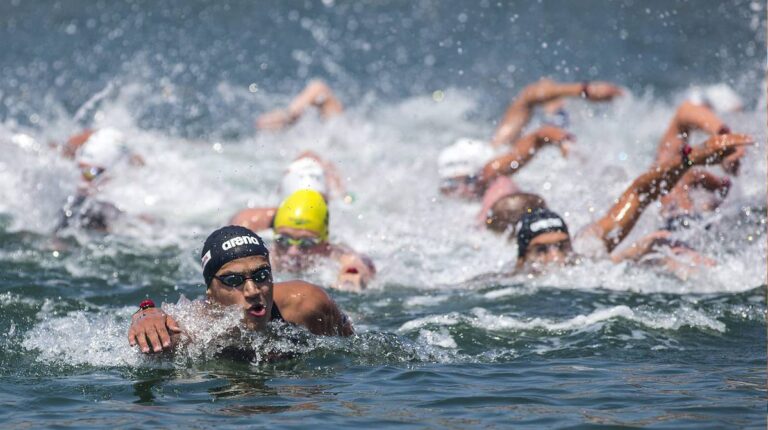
left=520, top=231, right=573, bottom=269
left=78, top=163, right=106, bottom=183
left=439, top=175, right=482, bottom=199
left=207, top=255, right=274, bottom=331
left=272, top=226, right=327, bottom=272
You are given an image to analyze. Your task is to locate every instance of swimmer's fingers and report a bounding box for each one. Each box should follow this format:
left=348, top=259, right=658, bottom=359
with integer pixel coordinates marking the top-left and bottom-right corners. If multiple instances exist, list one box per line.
left=585, top=82, right=624, bottom=101
left=165, top=315, right=183, bottom=334
left=694, top=133, right=753, bottom=165
left=722, top=146, right=746, bottom=175
left=134, top=329, right=151, bottom=354
left=147, top=325, right=164, bottom=353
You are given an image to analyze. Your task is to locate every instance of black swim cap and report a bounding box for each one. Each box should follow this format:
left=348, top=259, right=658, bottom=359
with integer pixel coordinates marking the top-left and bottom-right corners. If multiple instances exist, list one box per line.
left=201, top=225, right=270, bottom=287
left=516, top=209, right=569, bottom=258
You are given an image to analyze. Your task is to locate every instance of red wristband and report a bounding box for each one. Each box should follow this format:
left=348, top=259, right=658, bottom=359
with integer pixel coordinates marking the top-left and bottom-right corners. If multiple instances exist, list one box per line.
left=138, top=299, right=156, bottom=310
left=681, top=144, right=693, bottom=167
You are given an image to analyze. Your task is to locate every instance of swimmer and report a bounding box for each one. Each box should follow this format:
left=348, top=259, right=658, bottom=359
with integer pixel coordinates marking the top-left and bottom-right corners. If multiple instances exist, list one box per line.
left=234, top=190, right=375, bottom=292
left=127, top=225, right=353, bottom=355
left=256, top=80, right=343, bottom=130
left=479, top=176, right=548, bottom=239
left=654, top=102, right=744, bottom=229
left=438, top=126, right=572, bottom=199
left=229, top=151, right=346, bottom=232
left=54, top=128, right=132, bottom=233
left=61, top=127, right=144, bottom=166
left=491, top=78, right=623, bottom=148
left=512, top=133, right=753, bottom=274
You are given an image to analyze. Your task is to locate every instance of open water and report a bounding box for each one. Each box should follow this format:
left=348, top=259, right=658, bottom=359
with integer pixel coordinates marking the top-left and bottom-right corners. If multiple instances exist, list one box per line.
left=0, top=1, right=766, bottom=428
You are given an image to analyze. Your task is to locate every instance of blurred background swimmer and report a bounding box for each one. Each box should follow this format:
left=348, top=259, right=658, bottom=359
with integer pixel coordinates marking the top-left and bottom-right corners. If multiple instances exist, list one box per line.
left=233, top=189, right=375, bottom=292
left=255, top=80, right=343, bottom=131
left=512, top=133, right=752, bottom=276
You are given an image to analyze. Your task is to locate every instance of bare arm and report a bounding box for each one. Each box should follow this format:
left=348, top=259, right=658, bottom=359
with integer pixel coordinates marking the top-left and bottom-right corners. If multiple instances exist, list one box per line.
left=256, top=80, right=344, bottom=130
left=275, top=280, right=354, bottom=336
left=588, top=134, right=753, bottom=253
left=654, top=102, right=729, bottom=166
left=481, top=125, right=572, bottom=184
left=229, top=208, right=277, bottom=232
left=491, top=79, right=622, bottom=147
left=61, top=130, right=94, bottom=158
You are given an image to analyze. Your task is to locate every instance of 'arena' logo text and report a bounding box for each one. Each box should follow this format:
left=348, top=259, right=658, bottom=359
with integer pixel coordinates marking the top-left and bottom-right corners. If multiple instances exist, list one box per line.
left=221, top=235, right=261, bottom=250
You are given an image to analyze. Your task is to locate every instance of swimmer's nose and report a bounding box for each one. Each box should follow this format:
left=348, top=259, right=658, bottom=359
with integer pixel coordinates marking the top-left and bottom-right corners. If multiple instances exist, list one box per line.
left=286, top=245, right=302, bottom=256
left=547, top=247, right=563, bottom=263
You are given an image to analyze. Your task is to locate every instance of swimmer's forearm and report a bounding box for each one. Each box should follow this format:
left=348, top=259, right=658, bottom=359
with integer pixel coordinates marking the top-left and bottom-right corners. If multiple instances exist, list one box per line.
left=674, top=102, right=727, bottom=135
left=596, top=159, right=688, bottom=251
left=288, top=80, right=343, bottom=119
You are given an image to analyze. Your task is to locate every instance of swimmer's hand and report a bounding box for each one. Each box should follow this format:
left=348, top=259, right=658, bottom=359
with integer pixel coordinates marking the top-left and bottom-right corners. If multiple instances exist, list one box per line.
left=722, top=146, right=746, bottom=175
left=534, top=125, right=574, bottom=157
left=128, top=307, right=183, bottom=354
left=690, top=133, right=753, bottom=166
left=583, top=81, right=624, bottom=101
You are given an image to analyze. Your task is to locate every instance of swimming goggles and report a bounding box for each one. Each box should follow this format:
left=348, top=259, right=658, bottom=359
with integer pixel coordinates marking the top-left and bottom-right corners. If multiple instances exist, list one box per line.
left=440, top=175, right=479, bottom=190
left=81, top=166, right=105, bottom=181
left=214, top=267, right=272, bottom=287
left=274, top=234, right=322, bottom=249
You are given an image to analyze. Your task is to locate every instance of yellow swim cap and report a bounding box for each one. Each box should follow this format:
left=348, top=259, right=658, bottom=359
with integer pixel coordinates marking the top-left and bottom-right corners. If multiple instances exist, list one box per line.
left=273, top=189, right=329, bottom=241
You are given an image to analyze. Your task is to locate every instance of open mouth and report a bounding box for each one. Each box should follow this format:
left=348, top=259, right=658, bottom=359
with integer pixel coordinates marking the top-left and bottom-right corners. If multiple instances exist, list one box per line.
left=247, top=303, right=267, bottom=318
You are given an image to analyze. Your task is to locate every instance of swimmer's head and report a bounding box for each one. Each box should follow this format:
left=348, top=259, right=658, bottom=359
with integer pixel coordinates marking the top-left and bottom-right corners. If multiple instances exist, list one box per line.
left=515, top=208, right=572, bottom=269
left=280, top=157, right=328, bottom=198
left=201, top=226, right=273, bottom=330
left=272, top=189, right=330, bottom=271
left=438, top=138, right=493, bottom=198
left=76, top=128, right=128, bottom=180
left=486, top=193, right=547, bottom=237
left=687, top=84, right=743, bottom=113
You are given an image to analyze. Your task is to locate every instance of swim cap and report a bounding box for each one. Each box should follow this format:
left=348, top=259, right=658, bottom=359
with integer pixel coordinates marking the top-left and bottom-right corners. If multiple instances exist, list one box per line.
left=437, top=138, right=493, bottom=179
left=687, top=84, right=743, bottom=113
left=201, top=225, right=270, bottom=287
left=77, top=128, right=128, bottom=169
left=273, top=189, right=329, bottom=241
left=516, top=208, right=569, bottom=258
left=487, top=192, right=547, bottom=235
left=280, top=157, right=328, bottom=198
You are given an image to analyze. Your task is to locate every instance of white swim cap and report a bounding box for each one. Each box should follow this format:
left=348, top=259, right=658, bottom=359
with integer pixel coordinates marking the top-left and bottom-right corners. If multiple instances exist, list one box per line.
left=437, top=138, right=493, bottom=179
left=77, top=128, right=128, bottom=169
left=687, top=84, right=743, bottom=113
left=280, top=157, right=328, bottom=198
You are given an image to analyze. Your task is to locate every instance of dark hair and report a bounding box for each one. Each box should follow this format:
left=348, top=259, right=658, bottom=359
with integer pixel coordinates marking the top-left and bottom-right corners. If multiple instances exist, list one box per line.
left=486, top=193, right=547, bottom=237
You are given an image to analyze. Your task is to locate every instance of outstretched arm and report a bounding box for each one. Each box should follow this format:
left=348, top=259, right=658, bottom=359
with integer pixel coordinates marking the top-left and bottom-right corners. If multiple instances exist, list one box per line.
left=256, top=80, right=344, bottom=130
left=229, top=208, right=277, bottom=232
left=654, top=101, right=729, bottom=166
left=586, top=134, right=752, bottom=253
left=491, top=78, right=622, bottom=147
left=481, top=125, right=572, bottom=184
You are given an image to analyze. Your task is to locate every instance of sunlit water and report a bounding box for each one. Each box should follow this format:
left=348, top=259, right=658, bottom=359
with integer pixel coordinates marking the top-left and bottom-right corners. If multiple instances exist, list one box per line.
left=1, top=1, right=766, bottom=428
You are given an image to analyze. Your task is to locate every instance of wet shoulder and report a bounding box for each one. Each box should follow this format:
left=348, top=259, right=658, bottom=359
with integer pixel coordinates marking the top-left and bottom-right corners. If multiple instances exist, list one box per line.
left=273, top=280, right=334, bottom=324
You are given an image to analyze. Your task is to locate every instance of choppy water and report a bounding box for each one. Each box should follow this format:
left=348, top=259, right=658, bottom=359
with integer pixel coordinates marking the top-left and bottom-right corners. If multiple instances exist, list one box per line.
left=1, top=1, right=766, bottom=428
